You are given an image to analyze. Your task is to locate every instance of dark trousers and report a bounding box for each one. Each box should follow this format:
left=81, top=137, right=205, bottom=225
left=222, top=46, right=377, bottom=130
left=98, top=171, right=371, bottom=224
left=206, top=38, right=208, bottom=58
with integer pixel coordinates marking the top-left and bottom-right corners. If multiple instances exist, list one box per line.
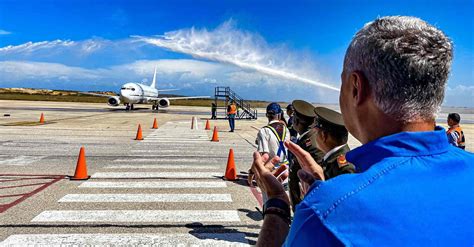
left=211, top=110, right=216, bottom=119
left=228, top=114, right=235, bottom=131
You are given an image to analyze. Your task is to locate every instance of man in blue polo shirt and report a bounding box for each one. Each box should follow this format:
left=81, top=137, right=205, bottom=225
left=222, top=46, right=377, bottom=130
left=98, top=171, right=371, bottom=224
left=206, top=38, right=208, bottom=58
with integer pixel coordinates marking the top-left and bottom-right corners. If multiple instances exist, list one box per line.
left=251, top=16, right=474, bottom=246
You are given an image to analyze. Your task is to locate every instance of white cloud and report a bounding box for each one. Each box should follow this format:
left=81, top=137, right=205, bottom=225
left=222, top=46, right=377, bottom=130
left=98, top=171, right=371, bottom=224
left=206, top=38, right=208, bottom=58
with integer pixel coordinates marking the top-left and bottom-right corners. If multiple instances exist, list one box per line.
left=0, top=40, right=75, bottom=54
left=444, top=85, right=474, bottom=107
left=0, top=20, right=342, bottom=101
left=0, top=29, right=11, bottom=35
left=0, top=61, right=101, bottom=79
left=0, top=59, right=335, bottom=103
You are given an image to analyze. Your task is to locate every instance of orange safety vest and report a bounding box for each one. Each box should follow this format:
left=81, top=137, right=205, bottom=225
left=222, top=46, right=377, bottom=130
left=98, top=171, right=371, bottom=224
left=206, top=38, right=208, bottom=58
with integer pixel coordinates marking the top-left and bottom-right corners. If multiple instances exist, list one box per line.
left=447, top=126, right=466, bottom=149
left=227, top=104, right=237, bottom=115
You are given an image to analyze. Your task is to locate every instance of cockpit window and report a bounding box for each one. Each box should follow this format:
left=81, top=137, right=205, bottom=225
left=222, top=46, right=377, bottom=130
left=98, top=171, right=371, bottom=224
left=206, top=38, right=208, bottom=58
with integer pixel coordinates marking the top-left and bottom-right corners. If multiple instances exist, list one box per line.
left=131, top=88, right=135, bottom=91
left=121, top=87, right=126, bottom=90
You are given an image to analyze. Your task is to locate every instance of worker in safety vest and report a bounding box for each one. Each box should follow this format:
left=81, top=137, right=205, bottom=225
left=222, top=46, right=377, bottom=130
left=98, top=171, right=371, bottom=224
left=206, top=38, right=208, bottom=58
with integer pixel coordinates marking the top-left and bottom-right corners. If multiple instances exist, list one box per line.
left=227, top=101, right=237, bottom=132
left=447, top=113, right=466, bottom=150
left=250, top=102, right=291, bottom=204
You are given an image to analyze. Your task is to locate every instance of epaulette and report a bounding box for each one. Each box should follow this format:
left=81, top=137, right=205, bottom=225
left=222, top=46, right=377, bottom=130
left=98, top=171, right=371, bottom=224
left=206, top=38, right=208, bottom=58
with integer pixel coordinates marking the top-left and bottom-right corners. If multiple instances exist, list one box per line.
left=337, top=155, right=348, bottom=168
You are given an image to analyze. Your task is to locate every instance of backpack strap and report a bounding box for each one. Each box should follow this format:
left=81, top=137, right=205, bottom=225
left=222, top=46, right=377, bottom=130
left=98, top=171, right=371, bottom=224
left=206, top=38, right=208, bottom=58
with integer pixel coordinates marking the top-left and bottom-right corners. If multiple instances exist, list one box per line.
left=264, top=124, right=287, bottom=159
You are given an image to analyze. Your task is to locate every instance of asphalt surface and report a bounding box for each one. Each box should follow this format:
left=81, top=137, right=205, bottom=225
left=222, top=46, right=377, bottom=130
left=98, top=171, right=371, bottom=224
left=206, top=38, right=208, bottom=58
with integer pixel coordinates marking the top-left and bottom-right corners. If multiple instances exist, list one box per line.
left=1, top=100, right=472, bottom=246
left=0, top=100, right=266, bottom=246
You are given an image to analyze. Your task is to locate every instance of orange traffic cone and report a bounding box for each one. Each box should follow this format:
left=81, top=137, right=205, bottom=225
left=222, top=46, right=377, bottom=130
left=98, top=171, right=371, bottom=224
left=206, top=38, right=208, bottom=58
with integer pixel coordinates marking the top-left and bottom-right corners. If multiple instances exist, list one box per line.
left=211, top=126, right=219, bottom=142
left=224, top=148, right=237, bottom=180
left=152, top=118, right=158, bottom=129
left=205, top=120, right=211, bottom=130
left=39, top=113, right=45, bottom=124
left=70, top=147, right=90, bottom=180
left=135, top=124, right=143, bottom=140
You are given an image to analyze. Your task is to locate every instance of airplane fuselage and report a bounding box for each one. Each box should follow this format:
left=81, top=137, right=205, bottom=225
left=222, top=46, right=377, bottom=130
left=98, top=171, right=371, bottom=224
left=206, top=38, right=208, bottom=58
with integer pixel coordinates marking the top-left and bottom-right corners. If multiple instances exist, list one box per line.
left=104, top=66, right=207, bottom=110
left=120, top=83, right=158, bottom=104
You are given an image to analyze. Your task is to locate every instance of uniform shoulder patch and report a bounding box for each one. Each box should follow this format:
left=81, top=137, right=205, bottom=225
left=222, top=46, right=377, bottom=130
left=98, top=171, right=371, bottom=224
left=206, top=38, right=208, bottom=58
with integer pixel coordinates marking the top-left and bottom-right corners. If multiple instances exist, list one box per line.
left=337, top=155, right=348, bottom=168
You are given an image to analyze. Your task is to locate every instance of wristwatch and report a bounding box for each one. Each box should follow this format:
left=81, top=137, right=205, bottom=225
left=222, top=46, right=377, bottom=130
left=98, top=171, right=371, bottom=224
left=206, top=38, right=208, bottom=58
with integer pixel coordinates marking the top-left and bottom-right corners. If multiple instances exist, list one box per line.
left=263, top=198, right=291, bottom=224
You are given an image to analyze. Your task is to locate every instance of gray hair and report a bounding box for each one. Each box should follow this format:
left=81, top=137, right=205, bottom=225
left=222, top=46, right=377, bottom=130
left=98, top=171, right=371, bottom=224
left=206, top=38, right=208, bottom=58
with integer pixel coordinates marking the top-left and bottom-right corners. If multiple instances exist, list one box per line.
left=344, top=16, right=453, bottom=122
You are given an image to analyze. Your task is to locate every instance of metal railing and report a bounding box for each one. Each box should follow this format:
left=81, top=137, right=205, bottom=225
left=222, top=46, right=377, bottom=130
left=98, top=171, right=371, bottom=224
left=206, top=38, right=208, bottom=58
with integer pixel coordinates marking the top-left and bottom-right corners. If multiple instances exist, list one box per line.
left=214, top=87, right=257, bottom=119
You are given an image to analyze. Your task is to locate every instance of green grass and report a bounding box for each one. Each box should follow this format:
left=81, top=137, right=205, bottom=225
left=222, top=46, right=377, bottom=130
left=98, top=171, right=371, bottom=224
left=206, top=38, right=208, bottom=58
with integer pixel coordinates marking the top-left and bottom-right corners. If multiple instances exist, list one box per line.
left=0, top=93, right=106, bottom=103
left=0, top=92, right=275, bottom=108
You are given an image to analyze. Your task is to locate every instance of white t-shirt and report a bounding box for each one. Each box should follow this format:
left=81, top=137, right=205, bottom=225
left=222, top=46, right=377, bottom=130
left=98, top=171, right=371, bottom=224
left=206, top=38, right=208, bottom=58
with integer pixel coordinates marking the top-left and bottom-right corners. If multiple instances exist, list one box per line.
left=256, top=120, right=291, bottom=162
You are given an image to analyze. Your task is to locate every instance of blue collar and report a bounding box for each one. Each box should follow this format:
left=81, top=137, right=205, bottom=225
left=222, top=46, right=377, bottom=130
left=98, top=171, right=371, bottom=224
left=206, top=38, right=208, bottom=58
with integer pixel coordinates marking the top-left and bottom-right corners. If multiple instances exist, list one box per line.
left=346, top=127, right=450, bottom=172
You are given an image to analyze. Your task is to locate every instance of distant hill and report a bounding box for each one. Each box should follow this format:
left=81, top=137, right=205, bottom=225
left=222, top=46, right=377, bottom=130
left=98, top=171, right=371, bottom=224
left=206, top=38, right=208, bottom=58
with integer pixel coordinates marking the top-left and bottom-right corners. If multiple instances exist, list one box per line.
left=0, top=87, right=274, bottom=107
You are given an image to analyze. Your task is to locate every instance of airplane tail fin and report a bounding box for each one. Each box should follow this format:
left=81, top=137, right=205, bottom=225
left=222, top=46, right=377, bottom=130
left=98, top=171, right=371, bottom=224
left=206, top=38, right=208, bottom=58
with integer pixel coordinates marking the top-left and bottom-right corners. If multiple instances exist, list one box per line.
left=150, top=65, right=157, bottom=89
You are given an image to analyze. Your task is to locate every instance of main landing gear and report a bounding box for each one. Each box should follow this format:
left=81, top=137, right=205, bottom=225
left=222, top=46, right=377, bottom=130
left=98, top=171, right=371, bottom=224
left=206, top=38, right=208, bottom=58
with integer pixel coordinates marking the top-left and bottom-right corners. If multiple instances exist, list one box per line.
left=152, top=104, right=159, bottom=111
left=125, top=104, right=134, bottom=111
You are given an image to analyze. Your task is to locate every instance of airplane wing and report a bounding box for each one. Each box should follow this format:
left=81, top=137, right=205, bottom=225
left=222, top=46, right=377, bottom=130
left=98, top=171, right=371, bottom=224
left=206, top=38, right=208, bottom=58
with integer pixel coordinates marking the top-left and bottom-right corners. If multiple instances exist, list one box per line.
left=158, top=89, right=180, bottom=92
left=167, top=96, right=210, bottom=100
left=79, top=92, right=118, bottom=97
left=147, top=96, right=209, bottom=101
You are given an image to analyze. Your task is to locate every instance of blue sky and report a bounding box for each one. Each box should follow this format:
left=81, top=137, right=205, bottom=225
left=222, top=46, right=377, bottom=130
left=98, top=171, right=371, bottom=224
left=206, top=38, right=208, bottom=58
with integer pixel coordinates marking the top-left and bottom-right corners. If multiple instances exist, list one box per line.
left=0, top=0, right=473, bottom=106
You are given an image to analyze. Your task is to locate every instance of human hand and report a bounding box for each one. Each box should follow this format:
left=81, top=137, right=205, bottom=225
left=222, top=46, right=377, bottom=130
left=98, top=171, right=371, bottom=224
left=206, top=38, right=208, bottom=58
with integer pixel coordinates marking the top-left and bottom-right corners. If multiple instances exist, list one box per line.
left=248, top=153, right=272, bottom=186
left=251, top=152, right=290, bottom=204
left=285, top=140, right=325, bottom=182
left=298, top=169, right=316, bottom=196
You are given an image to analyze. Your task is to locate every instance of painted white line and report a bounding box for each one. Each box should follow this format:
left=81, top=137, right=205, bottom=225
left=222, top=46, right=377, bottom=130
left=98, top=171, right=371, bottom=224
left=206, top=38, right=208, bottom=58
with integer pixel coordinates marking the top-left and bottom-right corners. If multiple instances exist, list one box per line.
left=79, top=181, right=227, bottom=188
left=0, top=155, right=45, bottom=166
left=105, top=165, right=218, bottom=169
left=91, top=172, right=222, bottom=179
left=58, top=194, right=232, bottom=202
left=142, top=140, right=208, bottom=143
left=0, top=233, right=250, bottom=246
left=113, top=158, right=223, bottom=163
left=130, top=154, right=227, bottom=158
left=145, top=136, right=209, bottom=138
left=31, top=210, right=240, bottom=222
left=132, top=149, right=211, bottom=153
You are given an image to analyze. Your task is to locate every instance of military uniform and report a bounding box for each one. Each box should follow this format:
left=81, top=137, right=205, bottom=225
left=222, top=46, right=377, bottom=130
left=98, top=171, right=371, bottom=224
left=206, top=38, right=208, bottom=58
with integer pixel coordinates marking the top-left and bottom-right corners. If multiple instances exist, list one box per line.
left=320, top=144, right=355, bottom=179
left=288, top=100, right=325, bottom=212
left=312, top=107, right=356, bottom=179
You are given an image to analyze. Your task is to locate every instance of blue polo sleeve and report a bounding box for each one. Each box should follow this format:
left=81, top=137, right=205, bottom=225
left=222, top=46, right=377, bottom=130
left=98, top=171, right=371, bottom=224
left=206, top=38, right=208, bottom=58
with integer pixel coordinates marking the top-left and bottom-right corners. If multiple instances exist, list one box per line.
left=284, top=203, right=343, bottom=247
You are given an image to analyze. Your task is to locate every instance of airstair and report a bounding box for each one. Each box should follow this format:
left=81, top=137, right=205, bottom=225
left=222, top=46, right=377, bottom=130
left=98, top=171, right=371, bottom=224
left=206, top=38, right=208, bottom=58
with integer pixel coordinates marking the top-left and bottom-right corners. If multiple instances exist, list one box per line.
left=214, top=87, right=258, bottom=120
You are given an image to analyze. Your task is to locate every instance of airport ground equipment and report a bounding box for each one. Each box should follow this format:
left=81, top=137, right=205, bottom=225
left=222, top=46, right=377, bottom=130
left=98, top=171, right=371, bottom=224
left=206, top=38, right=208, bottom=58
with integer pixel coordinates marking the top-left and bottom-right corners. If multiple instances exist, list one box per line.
left=214, top=87, right=258, bottom=120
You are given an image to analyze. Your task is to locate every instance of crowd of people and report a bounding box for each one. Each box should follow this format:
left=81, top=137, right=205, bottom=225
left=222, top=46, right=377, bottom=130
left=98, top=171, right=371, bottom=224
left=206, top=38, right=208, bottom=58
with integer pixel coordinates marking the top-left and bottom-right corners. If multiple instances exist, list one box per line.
left=241, top=16, right=473, bottom=246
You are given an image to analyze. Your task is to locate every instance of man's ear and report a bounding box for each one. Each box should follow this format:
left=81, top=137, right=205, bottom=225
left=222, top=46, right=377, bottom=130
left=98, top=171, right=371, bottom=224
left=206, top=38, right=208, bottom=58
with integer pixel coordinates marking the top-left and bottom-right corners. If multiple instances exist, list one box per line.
left=321, top=130, right=329, bottom=142
left=350, top=71, right=370, bottom=105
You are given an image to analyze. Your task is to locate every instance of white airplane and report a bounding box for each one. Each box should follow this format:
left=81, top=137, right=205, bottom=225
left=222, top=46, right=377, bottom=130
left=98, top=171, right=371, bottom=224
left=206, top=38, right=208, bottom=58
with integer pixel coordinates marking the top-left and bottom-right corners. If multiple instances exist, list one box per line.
left=88, top=67, right=209, bottom=111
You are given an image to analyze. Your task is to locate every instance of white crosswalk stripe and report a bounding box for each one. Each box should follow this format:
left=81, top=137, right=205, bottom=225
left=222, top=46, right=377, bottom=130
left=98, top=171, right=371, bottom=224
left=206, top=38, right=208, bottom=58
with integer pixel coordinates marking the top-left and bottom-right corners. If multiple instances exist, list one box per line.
left=79, top=181, right=227, bottom=188
left=4, top=121, right=257, bottom=246
left=58, top=194, right=233, bottom=202
left=0, top=234, right=250, bottom=246
left=105, top=164, right=219, bottom=169
left=32, top=210, right=241, bottom=222
left=113, top=158, right=223, bottom=163
left=91, top=172, right=223, bottom=179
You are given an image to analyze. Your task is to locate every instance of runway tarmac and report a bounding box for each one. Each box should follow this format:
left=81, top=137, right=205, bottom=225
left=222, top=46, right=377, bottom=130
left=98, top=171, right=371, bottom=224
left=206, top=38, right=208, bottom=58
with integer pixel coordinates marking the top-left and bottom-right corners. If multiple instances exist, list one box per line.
left=0, top=100, right=472, bottom=246
left=0, top=100, right=267, bottom=246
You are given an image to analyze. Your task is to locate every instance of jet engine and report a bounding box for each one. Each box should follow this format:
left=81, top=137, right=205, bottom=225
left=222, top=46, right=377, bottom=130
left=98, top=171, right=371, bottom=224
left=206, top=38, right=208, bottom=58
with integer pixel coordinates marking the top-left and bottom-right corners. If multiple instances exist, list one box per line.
left=158, top=98, right=170, bottom=108
left=107, top=96, right=121, bottom=106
